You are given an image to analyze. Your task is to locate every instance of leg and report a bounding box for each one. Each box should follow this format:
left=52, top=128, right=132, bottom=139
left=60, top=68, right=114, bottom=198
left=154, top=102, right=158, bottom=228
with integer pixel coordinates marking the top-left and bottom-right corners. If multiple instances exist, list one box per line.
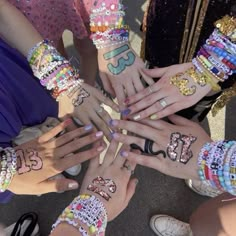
left=190, top=193, right=236, bottom=236
left=73, top=34, right=98, bottom=86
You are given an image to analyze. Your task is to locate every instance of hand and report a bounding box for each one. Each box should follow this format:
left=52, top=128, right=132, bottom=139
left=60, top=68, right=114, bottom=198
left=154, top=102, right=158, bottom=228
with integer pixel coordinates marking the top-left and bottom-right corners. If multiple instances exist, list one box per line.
left=9, top=120, right=106, bottom=195
left=58, top=83, right=119, bottom=140
left=123, top=63, right=212, bottom=120
left=98, top=43, right=154, bottom=110
left=79, top=140, right=138, bottom=221
left=110, top=115, right=212, bottom=180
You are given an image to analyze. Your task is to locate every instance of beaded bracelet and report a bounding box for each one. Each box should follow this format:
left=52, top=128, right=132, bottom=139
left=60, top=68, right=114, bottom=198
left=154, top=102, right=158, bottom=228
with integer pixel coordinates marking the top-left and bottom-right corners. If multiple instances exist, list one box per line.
left=198, top=141, right=236, bottom=195
left=0, top=147, right=17, bottom=192
left=52, top=194, right=107, bottom=235
left=27, top=40, right=83, bottom=101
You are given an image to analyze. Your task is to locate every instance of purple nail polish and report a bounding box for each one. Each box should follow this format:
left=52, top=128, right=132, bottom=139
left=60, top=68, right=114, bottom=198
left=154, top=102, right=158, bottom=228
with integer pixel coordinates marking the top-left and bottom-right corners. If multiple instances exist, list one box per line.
left=110, top=120, right=118, bottom=126
left=84, top=124, right=93, bottom=131
left=120, top=150, right=128, bottom=157
left=121, top=109, right=131, bottom=116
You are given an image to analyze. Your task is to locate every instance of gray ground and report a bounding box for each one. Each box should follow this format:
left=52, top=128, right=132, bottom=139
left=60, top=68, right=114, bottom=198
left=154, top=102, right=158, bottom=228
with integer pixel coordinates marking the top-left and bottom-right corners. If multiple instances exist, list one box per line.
left=1, top=1, right=235, bottom=235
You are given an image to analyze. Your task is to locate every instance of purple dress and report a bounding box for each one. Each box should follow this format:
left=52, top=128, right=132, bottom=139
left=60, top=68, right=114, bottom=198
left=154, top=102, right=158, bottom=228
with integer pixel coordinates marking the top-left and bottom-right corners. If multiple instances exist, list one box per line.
left=0, top=38, right=58, bottom=203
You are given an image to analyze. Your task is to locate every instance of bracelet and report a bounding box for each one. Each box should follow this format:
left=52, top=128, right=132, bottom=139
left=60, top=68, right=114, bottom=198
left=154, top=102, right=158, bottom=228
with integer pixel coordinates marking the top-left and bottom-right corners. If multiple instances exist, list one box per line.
left=52, top=194, right=107, bottom=235
left=0, top=147, right=17, bottom=192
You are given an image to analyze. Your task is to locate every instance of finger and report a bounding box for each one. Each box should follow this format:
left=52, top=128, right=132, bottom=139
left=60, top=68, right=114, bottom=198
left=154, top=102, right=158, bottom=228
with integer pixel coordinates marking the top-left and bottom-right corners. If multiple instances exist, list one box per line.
left=99, top=72, right=116, bottom=97
left=38, top=179, right=79, bottom=194
left=49, top=124, right=94, bottom=148
left=124, top=178, right=138, bottom=207
left=133, top=75, right=145, bottom=92
left=125, top=80, right=136, bottom=97
left=127, top=91, right=166, bottom=116
left=110, top=119, right=157, bottom=141
left=142, top=67, right=169, bottom=78
left=91, top=112, right=112, bottom=141
left=168, top=114, right=193, bottom=127
left=95, top=89, right=120, bottom=113
left=140, top=118, right=170, bottom=130
left=120, top=150, right=162, bottom=170
left=123, top=84, right=160, bottom=107
left=102, top=139, right=119, bottom=167
left=152, top=103, right=181, bottom=120
left=55, top=131, right=104, bottom=158
left=57, top=144, right=105, bottom=171
left=131, top=97, right=175, bottom=121
left=139, top=69, right=155, bottom=85
left=112, top=133, right=145, bottom=151
left=38, top=119, right=72, bottom=143
left=114, top=84, right=126, bottom=110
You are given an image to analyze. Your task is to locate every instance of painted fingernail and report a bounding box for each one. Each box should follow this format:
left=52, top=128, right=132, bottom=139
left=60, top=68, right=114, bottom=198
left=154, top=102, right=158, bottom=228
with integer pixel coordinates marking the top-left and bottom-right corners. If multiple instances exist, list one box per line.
left=110, top=119, right=118, bottom=126
left=121, top=109, right=131, bottom=116
left=120, top=150, right=128, bottom=157
left=150, top=114, right=158, bottom=120
left=133, top=114, right=141, bottom=121
left=64, top=118, right=72, bottom=126
left=112, top=133, right=120, bottom=139
left=96, top=131, right=103, bottom=137
left=84, top=124, right=93, bottom=131
left=97, top=146, right=104, bottom=152
left=124, top=98, right=130, bottom=104
left=68, top=182, right=79, bottom=189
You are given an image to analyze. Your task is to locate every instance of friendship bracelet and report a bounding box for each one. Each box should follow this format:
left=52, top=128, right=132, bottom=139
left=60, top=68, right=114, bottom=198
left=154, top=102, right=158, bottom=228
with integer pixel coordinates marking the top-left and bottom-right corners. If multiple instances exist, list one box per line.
left=52, top=194, right=107, bottom=235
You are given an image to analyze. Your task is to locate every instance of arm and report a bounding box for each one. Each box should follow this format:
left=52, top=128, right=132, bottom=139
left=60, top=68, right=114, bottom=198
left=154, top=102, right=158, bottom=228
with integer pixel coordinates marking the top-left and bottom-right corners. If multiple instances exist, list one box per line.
left=0, top=0, right=42, bottom=56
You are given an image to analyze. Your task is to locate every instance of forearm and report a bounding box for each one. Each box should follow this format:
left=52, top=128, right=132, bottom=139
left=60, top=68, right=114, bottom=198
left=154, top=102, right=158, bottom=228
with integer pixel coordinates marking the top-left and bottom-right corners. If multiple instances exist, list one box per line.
left=0, top=0, right=42, bottom=56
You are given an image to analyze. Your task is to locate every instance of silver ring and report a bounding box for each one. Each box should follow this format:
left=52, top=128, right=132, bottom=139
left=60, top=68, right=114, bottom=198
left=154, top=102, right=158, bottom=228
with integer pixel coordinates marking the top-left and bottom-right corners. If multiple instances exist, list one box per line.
left=148, top=86, right=153, bottom=94
left=159, top=99, right=168, bottom=108
left=96, top=107, right=104, bottom=113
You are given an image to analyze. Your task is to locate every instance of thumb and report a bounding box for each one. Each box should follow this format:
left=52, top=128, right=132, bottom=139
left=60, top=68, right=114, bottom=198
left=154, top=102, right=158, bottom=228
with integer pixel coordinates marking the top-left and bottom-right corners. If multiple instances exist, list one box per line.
left=125, top=178, right=138, bottom=206
left=38, top=178, right=79, bottom=194
left=142, top=67, right=169, bottom=78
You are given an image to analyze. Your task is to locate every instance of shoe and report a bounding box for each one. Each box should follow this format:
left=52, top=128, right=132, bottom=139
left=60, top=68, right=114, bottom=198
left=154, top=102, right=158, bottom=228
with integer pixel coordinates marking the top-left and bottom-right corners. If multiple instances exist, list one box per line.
left=185, top=179, right=223, bottom=198
left=4, top=212, right=39, bottom=236
left=150, top=215, right=192, bottom=236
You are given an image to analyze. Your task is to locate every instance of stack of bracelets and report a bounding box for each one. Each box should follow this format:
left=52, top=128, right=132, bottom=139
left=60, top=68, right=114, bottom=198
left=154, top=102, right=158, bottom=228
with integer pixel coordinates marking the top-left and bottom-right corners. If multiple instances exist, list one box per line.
left=171, top=15, right=236, bottom=95
left=0, top=147, right=17, bottom=192
left=27, top=39, right=83, bottom=101
left=198, top=141, right=236, bottom=195
left=90, top=0, right=129, bottom=49
left=192, top=15, right=236, bottom=91
left=52, top=194, right=107, bottom=236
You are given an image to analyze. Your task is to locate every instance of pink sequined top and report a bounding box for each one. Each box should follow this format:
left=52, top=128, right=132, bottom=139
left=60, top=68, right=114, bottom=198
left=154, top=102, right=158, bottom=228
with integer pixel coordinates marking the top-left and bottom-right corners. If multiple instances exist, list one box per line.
left=8, top=0, right=94, bottom=46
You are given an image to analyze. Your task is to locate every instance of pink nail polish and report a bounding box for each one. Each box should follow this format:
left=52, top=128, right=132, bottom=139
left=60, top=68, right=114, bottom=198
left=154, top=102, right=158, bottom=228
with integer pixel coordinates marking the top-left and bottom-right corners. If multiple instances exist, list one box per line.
left=96, top=131, right=103, bottom=137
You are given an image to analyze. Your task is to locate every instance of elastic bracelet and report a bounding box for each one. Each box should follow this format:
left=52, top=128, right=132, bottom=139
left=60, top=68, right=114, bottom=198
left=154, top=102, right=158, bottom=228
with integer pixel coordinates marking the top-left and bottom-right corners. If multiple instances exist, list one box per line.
left=0, top=147, right=17, bottom=192
left=52, top=194, right=107, bottom=235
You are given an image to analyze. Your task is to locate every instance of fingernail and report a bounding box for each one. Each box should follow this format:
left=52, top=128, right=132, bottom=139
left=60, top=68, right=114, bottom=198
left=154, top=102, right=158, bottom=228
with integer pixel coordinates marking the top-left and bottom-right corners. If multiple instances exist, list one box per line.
left=84, top=124, right=93, bottom=131
left=121, top=109, right=131, bottom=116
left=112, top=133, right=120, bottom=139
left=133, top=114, right=141, bottom=121
left=135, top=179, right=139, bottom=185
left=120, top=150, right=128, bottom=157
left=64, top=118, right=72, bottom=126
left=97, top=146, right=104, bottom=152
left=96, top=131, right=103, bottom=137
left=150, top=114, right=158, bottom=120
left=68, top=182, right=79, bottom=189
left=124, top=98, right=130, bottom=104
left=110, top=119, right=118, bottom=126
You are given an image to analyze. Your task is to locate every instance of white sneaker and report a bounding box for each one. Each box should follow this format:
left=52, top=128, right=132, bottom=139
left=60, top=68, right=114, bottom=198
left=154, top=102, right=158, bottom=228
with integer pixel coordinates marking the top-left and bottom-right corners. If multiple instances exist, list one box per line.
left=185, top=179, right=223, bottom=198
left=150, top=215, right=192, bottom=236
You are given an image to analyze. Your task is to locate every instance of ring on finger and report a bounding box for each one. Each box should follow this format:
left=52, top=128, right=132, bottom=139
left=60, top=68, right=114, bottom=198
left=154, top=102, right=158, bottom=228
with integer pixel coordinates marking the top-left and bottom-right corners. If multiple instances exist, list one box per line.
left=121, top=161, right=134, bottom=175
left=159, top=99, right=168, bottom=108
left=96, top=107, right=104, bottom=114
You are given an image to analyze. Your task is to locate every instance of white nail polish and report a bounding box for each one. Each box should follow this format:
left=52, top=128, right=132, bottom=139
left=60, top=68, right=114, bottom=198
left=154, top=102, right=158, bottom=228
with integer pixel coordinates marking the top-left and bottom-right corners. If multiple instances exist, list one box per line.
left=68, top=182, right=79, bottom=189
left=133, top=114, right=141, bottom=121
